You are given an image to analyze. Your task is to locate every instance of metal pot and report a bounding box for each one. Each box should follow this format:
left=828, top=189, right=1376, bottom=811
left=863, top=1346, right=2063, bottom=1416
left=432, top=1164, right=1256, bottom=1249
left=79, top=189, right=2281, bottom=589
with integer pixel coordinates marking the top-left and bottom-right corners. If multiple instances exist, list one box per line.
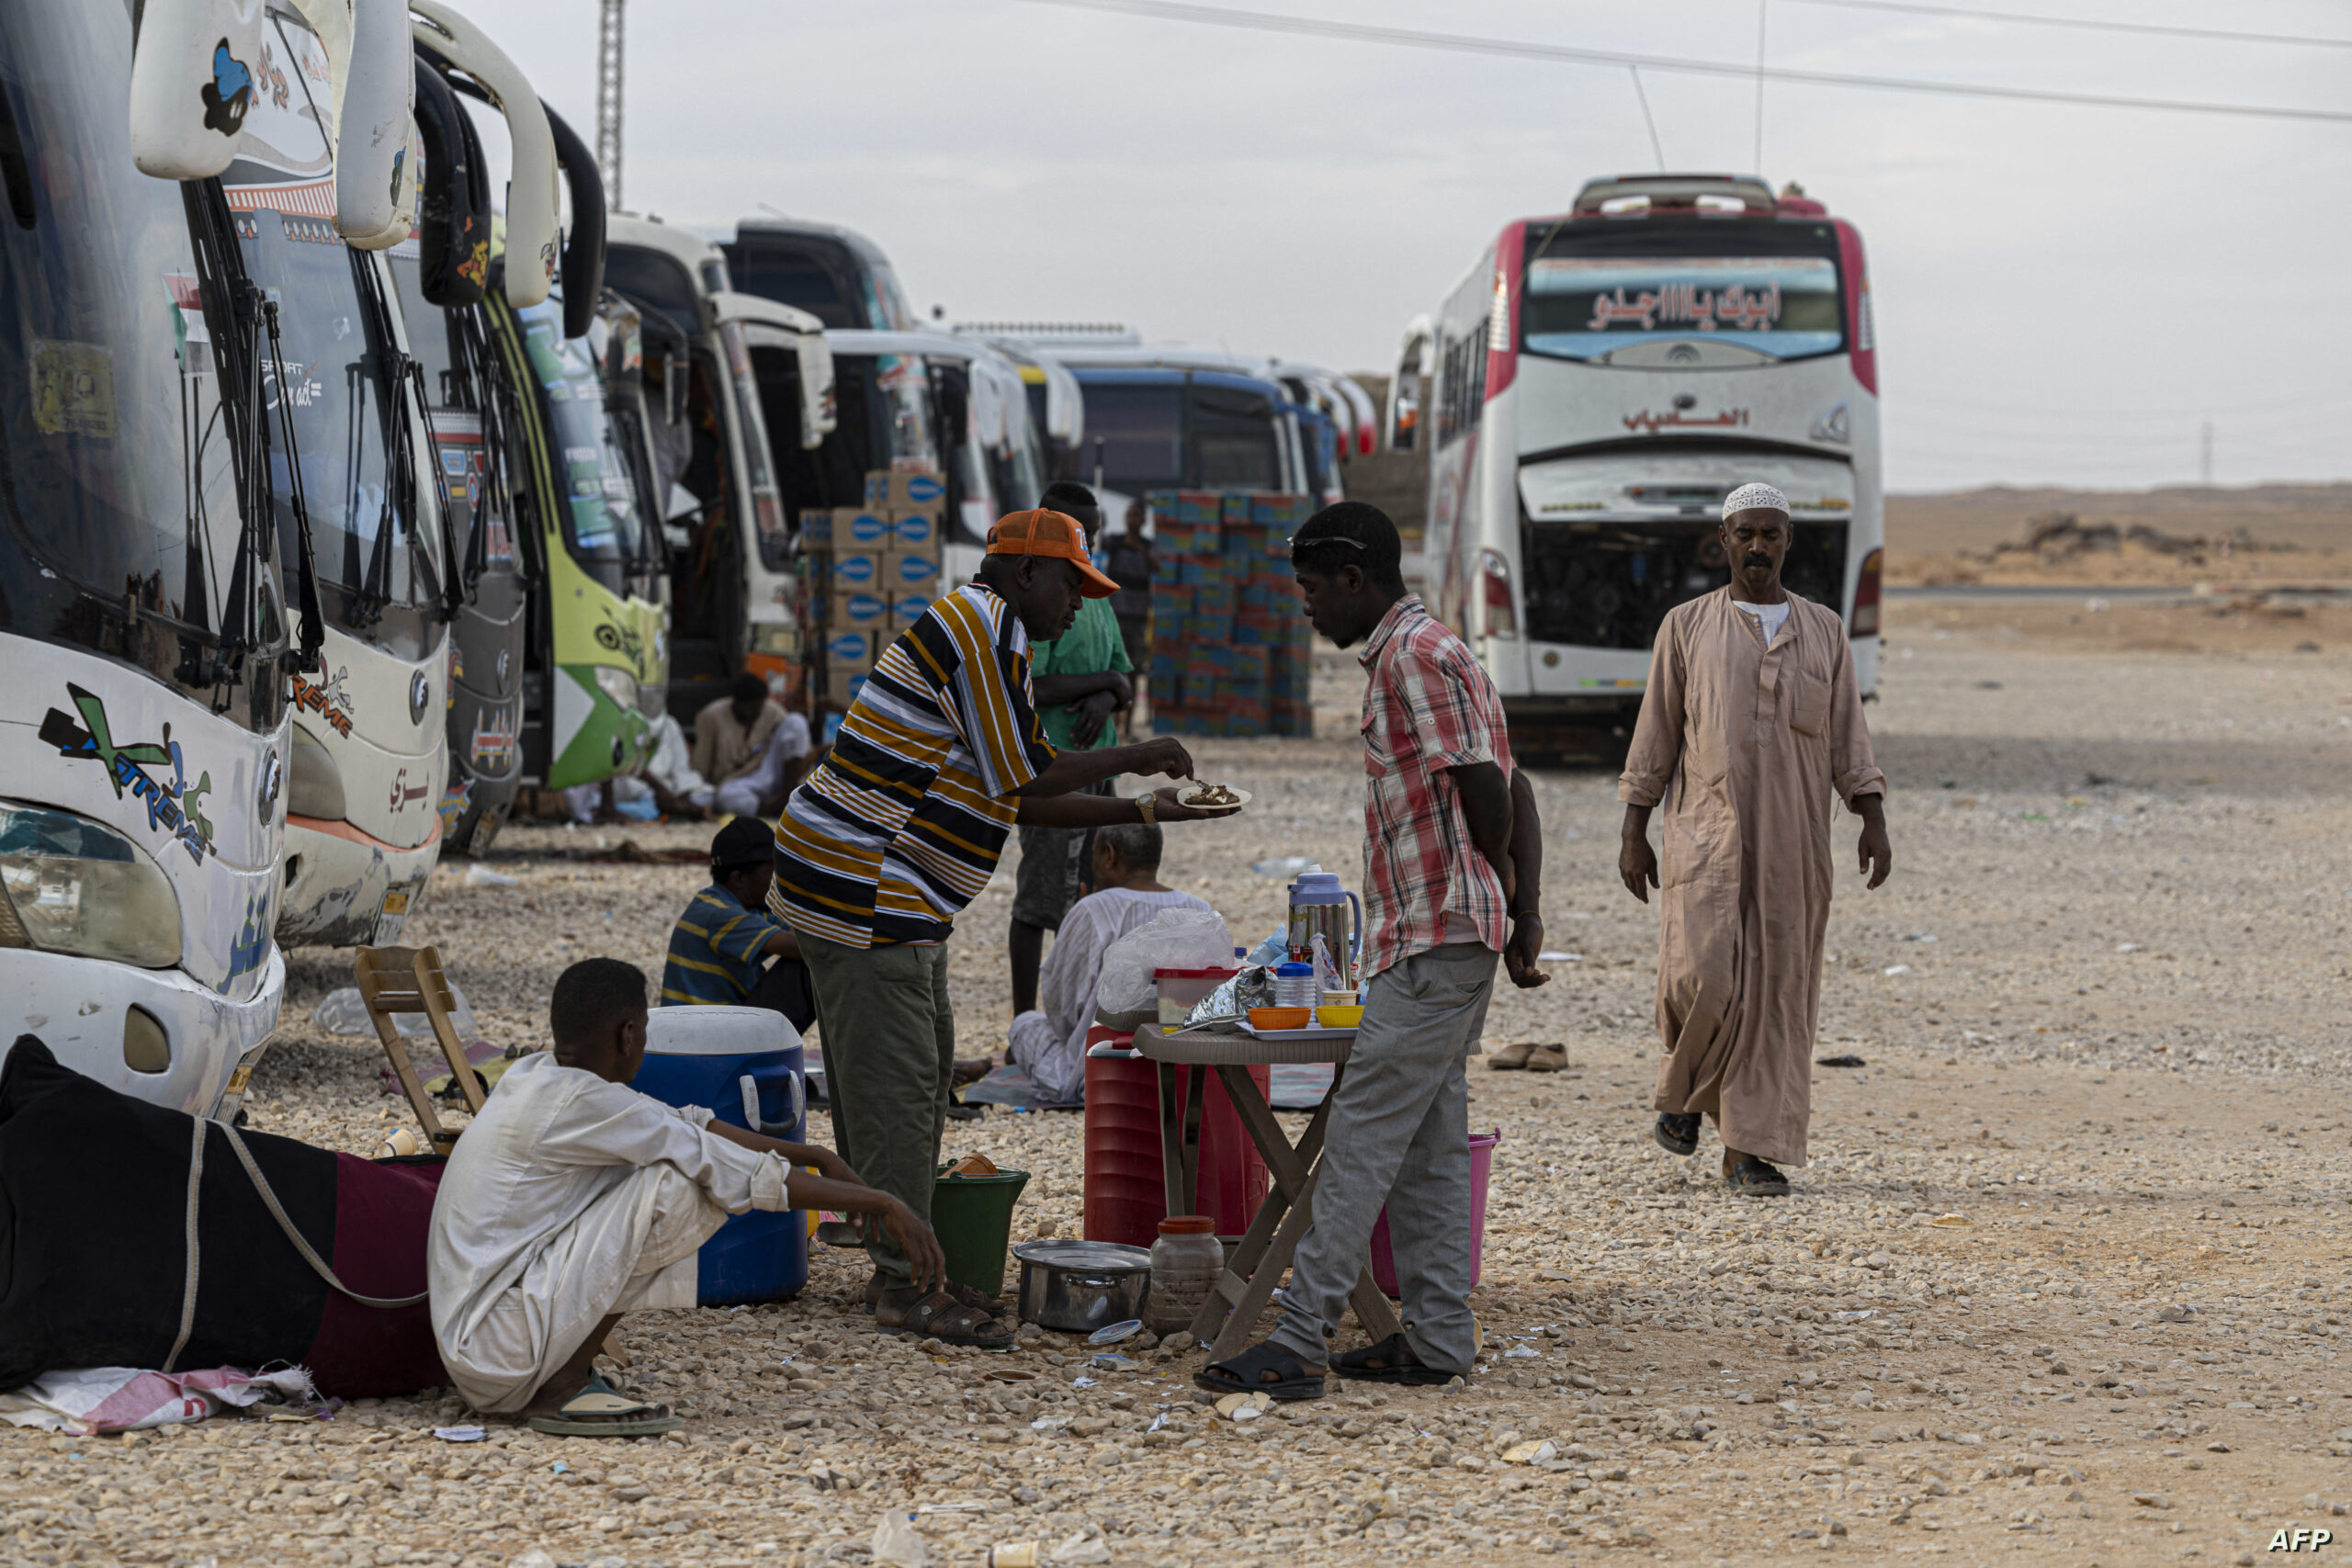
left=1011, top=1240, right=1152, bottom=1334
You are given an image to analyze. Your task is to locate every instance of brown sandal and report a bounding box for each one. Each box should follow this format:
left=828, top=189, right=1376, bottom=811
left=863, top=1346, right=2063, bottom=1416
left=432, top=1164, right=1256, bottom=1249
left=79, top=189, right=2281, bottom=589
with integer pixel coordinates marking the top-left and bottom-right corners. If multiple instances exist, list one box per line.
left=876, top=1286, right=1014, bottom=1348
left=865, top=1272, right=1002, bottom=1314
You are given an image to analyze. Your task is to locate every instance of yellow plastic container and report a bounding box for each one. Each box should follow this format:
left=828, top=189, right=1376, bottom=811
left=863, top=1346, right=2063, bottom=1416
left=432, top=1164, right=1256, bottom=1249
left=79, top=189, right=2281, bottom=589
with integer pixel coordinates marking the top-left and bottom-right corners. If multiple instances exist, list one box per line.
left=1315, top=1004, right=1364, bottom=1029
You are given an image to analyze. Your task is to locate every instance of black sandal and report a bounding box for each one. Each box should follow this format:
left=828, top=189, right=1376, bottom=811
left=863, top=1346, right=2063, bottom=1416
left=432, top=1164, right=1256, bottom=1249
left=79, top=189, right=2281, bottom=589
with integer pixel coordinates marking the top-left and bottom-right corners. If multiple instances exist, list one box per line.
left=1654, top=1111, right=1700, bottom=1156
left=1194, top=1341, right=1325, bottom=1401
left=1333, top=1332, right=1460, bottom=1386
left=1724, top=1153, right=1791, bottom=1197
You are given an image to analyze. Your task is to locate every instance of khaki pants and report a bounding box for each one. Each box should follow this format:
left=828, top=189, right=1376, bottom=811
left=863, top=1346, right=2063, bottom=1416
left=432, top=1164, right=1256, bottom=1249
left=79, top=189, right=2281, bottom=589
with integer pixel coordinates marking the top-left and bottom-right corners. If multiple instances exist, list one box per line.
left=799, top=933, right=955, bottom=1287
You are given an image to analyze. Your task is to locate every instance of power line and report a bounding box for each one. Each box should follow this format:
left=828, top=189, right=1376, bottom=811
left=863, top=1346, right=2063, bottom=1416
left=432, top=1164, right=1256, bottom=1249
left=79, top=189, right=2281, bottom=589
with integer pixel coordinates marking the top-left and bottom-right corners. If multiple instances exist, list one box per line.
left=1628, top=66, right=1666, bottom=169
left=1019, top=0, right=2352, bottom=124
left=1785, top=0, right=2352, bottom=51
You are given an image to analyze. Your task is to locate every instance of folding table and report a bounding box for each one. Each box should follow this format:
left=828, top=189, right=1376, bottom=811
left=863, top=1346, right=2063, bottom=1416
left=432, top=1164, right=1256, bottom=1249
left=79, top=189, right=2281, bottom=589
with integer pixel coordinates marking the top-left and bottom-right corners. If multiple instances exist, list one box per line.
left=1133, top=1023, right=1404, bottom=1360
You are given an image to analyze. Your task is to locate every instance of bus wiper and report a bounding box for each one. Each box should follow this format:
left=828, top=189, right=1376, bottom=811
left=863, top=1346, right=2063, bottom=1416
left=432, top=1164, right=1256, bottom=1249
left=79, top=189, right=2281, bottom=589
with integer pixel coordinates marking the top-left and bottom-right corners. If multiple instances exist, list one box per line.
left=349, top=357, right=392, bottom=627
left=408, top=357, right=467, bottom=618
left=264, top=297, right=326, bottom=671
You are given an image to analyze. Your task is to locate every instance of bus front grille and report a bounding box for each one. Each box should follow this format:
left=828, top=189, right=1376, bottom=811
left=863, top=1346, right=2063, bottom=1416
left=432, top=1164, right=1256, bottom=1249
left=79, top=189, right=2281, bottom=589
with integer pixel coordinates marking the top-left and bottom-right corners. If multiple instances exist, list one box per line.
left=1519, top=516, right=1849, bottom=650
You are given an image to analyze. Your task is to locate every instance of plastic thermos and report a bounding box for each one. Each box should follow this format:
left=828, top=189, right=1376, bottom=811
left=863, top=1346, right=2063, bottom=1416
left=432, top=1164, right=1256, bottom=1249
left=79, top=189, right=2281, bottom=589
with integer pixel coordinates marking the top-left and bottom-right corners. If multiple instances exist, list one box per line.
left=1147, top=1215, right=1224, bottom=1337
left=1272, top=961, right=1316, bottom=1008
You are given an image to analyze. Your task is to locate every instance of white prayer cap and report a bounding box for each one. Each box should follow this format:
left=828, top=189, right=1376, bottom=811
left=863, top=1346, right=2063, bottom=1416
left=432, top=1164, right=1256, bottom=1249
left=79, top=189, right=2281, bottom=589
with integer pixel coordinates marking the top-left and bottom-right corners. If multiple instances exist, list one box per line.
left=1722, top=482, right=1791, bottom=521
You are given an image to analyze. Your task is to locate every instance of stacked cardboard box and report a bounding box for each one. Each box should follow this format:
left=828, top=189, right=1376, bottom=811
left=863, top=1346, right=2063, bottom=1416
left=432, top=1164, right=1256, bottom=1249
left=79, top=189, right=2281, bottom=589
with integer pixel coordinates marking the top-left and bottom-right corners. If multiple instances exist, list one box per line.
left=802, top=469, right=945, bottom=709
left=1145, top=490, right=1314, bottom=738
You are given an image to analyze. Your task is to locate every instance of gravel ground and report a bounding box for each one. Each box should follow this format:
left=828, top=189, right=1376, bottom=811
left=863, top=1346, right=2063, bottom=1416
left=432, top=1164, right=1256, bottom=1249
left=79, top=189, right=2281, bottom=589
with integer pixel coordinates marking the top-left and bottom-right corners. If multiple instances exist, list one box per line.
left=10, top=599, right=2352, bottom=1568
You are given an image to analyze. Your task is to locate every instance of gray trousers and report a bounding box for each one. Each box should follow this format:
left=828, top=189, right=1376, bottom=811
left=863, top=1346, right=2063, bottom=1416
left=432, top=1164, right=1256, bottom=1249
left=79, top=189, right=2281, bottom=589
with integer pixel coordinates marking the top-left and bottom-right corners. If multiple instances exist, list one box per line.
left=1270, top=942, right=1497, bottom=1376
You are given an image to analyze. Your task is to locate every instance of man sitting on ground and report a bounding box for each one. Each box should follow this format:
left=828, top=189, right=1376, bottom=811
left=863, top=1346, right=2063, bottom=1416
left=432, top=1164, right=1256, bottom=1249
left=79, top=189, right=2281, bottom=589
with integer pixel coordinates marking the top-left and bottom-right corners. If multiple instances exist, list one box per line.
left=691, top=673, right=812, bottom=818
left=661, top=818, right=820, bottom=1032
left=1005, top=822, right=1210, bottom=1105
left=429, top=958, right=942, bottom=1433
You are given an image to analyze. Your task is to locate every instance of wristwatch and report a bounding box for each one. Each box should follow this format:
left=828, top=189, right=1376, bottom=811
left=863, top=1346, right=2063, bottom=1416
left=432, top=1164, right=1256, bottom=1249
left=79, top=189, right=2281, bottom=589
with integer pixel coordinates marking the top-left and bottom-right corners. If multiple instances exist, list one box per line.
left=1136, top=793, right=1156, bottom=825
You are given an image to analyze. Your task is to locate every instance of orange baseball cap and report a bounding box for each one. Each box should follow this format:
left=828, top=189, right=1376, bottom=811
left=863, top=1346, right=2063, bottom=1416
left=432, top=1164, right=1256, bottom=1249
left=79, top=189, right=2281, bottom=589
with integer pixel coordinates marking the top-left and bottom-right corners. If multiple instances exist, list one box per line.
left=987, top=509, right=1120, bottom=598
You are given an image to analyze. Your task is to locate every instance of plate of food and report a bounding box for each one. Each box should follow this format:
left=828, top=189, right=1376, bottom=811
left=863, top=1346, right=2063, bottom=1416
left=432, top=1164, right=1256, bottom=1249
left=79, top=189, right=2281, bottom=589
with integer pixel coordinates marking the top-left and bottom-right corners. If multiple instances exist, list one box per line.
left=1178, top=782, right=1250, bottom=808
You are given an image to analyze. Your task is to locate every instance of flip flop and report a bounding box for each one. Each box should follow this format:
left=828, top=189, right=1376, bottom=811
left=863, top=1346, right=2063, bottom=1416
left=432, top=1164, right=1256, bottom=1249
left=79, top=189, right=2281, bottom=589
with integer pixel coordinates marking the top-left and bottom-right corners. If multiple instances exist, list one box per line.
left=1524, top=1043, right=1570, bottom=1072
left=1485, top=1042, right=1535, bottom=1071
left=525, top=1371, right=684, bottom=1438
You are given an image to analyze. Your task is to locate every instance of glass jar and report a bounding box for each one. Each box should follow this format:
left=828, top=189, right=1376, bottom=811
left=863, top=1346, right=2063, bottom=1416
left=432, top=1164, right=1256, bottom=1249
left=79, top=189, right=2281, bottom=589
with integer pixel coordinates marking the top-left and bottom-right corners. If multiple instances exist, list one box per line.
left=1147, top=1215, right=1224, bottom=1339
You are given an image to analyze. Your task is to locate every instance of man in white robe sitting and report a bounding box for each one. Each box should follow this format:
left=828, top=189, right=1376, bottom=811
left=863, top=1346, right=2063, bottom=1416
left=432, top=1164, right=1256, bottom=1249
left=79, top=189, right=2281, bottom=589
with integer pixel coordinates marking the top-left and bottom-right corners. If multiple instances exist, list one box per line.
left=1005, top=823, right=1212, bottom=1106
left=429, top=957, right=943, bottom=1433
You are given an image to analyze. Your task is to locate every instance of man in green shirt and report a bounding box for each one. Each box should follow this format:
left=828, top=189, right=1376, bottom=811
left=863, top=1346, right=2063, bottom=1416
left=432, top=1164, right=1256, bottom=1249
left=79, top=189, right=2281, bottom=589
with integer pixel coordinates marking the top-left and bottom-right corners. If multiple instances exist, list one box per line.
left=1009, top=481, right=1135, bottom=1016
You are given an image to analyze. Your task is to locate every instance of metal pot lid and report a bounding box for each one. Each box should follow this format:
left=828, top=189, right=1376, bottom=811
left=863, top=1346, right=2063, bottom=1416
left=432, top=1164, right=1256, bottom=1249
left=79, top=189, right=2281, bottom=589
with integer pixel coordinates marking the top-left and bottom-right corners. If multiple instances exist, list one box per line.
left=1012, top=1240, right=1152, bottom=1272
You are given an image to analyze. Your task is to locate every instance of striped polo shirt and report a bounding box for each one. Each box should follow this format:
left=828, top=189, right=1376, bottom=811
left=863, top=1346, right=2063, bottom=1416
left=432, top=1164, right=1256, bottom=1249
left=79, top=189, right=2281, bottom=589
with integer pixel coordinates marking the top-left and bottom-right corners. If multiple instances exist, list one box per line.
left=661, top=885, right=787, bottom=1005
left=770, top=582, right=1057, bottom=947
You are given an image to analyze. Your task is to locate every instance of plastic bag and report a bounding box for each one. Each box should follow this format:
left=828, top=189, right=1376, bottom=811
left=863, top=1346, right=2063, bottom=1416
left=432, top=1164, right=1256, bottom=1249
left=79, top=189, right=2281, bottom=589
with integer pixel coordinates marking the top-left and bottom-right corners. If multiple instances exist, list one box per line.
left=310, top=982, right=479, bottom=1041
left=1093, top=907, right=1233, bottom=1030
left=871, top=1510, right=927, bottom=1568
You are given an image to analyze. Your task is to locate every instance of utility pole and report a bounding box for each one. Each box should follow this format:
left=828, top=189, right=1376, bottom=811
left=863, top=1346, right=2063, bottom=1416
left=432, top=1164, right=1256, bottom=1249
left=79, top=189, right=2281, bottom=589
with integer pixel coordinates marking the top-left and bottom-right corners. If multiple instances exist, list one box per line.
left=595, top=0, right=624, bottom=209
left=2200, top=420, right=2214, bottom=488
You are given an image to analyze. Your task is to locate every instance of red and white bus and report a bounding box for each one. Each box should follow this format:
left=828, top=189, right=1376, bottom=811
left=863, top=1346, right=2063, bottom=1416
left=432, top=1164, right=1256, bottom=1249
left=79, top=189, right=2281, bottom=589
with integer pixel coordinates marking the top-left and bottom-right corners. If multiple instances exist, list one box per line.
left=1389, top=173, right=1882, bottom=742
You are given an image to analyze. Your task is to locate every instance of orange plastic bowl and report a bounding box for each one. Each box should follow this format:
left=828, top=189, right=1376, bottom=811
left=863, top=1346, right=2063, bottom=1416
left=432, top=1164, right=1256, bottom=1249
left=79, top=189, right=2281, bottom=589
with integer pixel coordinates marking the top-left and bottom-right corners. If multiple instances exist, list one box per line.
left=1248, top=1006, right=1312, bottom=1032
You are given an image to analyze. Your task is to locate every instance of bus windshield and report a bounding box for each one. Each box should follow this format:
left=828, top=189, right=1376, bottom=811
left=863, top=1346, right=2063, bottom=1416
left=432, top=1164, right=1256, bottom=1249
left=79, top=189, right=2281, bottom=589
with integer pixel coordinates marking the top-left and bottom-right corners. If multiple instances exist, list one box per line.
left=516, top=299, right=648, bottom=595
left=1521, top=221, right=1844, bottom=363
left=1081, top=381, right=1283, bottom=493
left=238, top=7, right=438, bottom=649
left=0, top=2, right=281, bottom=714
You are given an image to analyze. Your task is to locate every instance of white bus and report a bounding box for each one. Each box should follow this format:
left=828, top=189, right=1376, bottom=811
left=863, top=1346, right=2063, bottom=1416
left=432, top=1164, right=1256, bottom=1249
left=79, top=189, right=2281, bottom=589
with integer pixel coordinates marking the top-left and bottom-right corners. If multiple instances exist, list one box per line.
left=1391, top=174, right=1883, bottom=744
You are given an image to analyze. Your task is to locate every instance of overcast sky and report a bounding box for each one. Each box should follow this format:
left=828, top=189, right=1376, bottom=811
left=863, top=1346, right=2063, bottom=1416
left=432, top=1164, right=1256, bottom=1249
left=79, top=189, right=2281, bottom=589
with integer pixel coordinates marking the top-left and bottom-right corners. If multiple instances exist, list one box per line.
left=455, top=0, right=2351, bottom=493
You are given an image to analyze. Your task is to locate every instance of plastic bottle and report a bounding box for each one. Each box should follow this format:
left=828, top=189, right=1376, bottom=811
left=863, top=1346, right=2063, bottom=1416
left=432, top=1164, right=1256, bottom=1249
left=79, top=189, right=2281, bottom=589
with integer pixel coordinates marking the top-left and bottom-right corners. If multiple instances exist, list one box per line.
left=1272, top=961, right=1316, bottom=1009
left=1147, top=1215, right=1224, bottom=1338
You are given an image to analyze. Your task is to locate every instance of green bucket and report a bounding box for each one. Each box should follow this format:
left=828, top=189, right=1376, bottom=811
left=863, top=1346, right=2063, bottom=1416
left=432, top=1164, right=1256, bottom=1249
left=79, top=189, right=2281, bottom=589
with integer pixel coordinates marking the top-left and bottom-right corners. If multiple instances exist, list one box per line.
left=929, top=1167, right=1030, bottom=1300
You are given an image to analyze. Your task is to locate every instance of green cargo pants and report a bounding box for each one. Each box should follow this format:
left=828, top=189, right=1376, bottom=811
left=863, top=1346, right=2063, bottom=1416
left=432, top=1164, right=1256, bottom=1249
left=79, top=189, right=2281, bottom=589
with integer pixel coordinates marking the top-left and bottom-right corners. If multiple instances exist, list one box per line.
left=797, top=931, right=954, bottom=1287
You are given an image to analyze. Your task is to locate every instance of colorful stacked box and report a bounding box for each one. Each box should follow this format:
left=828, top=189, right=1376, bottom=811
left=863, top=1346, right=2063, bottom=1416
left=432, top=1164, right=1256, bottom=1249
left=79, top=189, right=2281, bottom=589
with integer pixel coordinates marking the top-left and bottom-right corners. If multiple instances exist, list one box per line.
left=1143, top=489, right=1315, bottom=737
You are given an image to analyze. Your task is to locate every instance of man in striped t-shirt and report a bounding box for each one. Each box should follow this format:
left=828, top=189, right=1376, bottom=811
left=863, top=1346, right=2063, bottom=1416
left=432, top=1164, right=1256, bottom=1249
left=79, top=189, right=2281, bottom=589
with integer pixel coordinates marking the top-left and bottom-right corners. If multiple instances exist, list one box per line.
left=771, top=508, right=1239, bottom=1345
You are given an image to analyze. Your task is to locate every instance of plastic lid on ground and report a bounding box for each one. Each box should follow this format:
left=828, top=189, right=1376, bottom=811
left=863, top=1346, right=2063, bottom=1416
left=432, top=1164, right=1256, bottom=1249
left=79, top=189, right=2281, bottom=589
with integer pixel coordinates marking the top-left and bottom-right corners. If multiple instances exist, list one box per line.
left=643, top=1005, right=801, bottom=1055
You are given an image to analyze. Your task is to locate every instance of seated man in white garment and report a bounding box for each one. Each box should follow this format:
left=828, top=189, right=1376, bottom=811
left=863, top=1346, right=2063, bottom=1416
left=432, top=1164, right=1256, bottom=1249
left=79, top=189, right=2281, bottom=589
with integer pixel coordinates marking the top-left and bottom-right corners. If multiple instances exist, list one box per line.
left=429, top=957, right=943, bottom=1433
left=1006, top=822, right=1211, bottom=1106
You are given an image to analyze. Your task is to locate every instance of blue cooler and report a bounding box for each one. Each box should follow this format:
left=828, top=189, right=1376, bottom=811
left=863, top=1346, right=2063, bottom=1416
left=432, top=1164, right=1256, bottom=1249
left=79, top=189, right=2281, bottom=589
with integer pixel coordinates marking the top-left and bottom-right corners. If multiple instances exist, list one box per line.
left=636, top=1006, right=808, bottom=1305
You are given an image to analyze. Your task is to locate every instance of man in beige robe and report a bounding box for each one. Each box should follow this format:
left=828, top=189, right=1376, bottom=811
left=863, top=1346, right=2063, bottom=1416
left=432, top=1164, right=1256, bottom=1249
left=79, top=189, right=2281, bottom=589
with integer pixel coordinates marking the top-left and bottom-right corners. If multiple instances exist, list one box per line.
left=1617, top=482, right=1892, bottom=1196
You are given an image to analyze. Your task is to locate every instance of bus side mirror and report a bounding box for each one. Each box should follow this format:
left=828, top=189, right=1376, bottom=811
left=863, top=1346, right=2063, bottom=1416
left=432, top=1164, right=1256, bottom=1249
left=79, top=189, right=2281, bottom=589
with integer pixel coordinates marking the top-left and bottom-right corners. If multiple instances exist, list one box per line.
left=1385, top=381, right=1420, bottom=453
left=128, top=0, right=267, bottom=181
left=411, top=53, right=486, bottom=308
left=796, top=335, right=837, bottom=449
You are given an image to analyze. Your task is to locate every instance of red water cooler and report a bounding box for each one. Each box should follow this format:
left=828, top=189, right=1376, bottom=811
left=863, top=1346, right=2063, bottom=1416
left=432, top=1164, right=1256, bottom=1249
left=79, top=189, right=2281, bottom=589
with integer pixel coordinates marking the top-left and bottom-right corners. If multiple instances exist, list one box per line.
left=1082, top=1026, right=1268, bottom=1245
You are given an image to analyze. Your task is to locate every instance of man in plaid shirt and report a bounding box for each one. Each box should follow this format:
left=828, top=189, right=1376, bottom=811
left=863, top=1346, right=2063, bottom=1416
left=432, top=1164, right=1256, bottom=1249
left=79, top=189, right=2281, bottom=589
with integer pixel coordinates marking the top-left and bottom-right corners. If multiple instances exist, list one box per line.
left=1199, top=502, right=1550, bottom=1403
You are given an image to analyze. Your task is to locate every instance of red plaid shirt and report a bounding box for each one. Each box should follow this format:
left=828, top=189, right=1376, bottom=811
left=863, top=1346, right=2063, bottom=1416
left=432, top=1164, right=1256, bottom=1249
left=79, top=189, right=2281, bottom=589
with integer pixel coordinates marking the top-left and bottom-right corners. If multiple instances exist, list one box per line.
left=1357, top=595, right=1516, bottom=980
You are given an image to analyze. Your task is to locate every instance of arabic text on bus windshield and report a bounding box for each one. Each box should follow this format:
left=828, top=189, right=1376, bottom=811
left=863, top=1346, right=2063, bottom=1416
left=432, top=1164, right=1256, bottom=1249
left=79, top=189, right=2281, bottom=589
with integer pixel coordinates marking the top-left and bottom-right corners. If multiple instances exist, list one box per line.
left=1522, top=256, right=1843, bottom=363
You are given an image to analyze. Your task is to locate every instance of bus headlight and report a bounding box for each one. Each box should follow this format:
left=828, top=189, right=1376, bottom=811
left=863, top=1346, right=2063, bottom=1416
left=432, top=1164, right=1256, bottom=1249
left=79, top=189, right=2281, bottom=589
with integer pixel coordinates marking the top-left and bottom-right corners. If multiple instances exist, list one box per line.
left=592, top=665, right=639, bottom=710
left=0, top=801, right=182, bottom=968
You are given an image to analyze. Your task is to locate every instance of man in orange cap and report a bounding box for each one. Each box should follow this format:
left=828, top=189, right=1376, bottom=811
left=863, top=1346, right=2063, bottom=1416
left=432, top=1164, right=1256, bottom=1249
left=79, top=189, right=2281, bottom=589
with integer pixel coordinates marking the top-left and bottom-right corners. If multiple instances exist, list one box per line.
left=768, top=504, right=1240, bottom=1348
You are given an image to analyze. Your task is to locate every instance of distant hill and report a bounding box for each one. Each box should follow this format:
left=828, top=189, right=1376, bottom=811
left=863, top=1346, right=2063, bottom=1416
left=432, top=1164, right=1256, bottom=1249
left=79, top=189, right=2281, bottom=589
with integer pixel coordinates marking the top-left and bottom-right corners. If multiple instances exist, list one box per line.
left=1888, top=483, right=2352, bottom=587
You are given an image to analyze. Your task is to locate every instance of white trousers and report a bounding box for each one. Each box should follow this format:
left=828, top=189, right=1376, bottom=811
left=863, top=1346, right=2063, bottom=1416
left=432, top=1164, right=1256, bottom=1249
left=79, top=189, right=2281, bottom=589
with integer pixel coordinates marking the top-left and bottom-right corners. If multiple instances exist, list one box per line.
left=441, top=1161, right=729, bottom=1415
